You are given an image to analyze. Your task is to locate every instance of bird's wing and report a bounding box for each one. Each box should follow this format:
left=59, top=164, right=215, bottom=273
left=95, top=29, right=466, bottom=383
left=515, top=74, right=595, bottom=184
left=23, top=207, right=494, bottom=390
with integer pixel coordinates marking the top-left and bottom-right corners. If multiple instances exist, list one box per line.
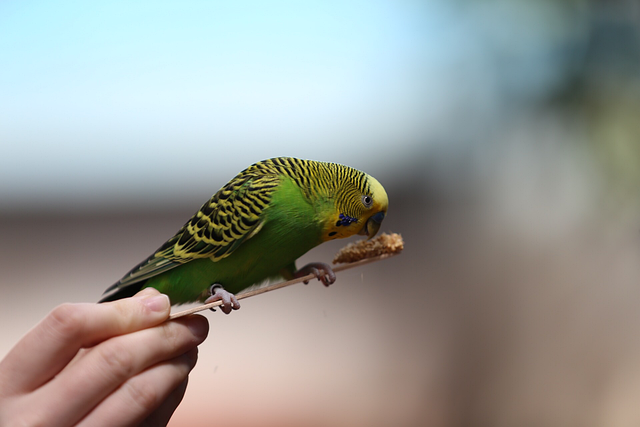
left=107, top=173, right=282, bottom=291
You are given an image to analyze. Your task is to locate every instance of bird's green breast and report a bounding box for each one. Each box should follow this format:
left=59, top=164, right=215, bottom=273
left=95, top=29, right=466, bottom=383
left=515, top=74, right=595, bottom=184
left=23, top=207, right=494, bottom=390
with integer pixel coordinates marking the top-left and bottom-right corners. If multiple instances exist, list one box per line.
left=145, top=177, right=327, bottom=304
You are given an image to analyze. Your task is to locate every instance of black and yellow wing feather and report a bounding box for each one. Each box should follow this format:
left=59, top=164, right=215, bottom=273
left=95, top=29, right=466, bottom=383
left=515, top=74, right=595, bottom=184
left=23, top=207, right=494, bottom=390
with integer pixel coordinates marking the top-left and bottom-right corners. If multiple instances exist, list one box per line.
left=102, top=172, right=282, bottom=295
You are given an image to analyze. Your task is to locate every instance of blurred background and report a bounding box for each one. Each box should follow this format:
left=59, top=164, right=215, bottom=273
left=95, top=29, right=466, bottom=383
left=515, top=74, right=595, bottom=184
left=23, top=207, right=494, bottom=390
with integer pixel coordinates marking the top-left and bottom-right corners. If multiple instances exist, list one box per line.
left=2, top=0, right=640, bottom=425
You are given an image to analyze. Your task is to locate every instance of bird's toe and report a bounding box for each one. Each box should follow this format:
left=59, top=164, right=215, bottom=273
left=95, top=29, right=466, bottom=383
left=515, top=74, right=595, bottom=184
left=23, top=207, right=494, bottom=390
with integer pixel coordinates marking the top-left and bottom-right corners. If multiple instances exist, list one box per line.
left=205, top=284, right=240, bottom=314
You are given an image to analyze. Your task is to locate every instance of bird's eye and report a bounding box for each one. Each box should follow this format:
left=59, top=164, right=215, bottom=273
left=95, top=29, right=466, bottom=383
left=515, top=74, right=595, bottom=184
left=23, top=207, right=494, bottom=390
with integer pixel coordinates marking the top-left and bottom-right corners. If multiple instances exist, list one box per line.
left=362, top=195, right=373, bottom=208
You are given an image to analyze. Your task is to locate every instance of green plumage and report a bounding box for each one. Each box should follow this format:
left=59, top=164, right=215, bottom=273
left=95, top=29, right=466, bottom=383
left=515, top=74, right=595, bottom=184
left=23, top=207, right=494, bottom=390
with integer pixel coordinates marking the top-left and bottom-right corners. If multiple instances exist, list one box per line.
left=100, top=157, right=388, bottom=305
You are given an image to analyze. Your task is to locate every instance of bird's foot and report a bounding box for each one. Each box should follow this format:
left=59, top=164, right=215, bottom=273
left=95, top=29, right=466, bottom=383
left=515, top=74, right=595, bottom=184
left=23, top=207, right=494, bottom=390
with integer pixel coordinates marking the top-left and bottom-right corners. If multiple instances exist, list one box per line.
left=205, top=284, right=240, bottom=314
left=294, top=262, right=336, bottom=287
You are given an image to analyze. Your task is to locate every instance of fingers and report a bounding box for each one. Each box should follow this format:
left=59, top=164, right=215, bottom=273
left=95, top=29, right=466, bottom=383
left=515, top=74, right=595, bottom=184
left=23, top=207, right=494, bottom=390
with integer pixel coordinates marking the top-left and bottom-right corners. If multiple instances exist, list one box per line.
left=0, top=288, right=171, bottom=395
left=77, top=350, right=197, bottom=427
left=30, top=315, right=208, bottom=427
left=141, top=377, right=189, bottom=427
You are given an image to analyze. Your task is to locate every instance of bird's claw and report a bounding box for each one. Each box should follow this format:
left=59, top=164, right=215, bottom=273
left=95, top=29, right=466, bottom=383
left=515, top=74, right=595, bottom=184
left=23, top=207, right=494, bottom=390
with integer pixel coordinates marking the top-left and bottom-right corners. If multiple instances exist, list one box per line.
left=295, top=262, right=336, bottom=287
left=205, top=284, right=240, bottom=314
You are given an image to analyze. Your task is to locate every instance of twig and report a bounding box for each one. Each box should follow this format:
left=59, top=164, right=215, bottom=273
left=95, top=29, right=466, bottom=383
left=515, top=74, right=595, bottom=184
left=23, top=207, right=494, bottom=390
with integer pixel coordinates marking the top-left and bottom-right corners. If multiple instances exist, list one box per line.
left=169, top=252, right=399, bottom=320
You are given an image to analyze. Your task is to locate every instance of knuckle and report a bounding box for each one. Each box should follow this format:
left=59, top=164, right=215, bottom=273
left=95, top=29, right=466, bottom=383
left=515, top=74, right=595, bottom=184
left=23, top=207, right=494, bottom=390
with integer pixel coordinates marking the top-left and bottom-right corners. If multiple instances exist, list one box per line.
left=124, top=380, right=159, bottom=412
left=97, top=341, right=136, bottom=379
left=110, top=299, right=137, bottom=330
left=45, top=303, right=84, bottom=341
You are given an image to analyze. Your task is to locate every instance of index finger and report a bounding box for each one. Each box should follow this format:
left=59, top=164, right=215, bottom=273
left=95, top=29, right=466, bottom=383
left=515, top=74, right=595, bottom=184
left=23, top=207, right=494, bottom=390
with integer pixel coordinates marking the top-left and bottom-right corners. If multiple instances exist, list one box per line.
left=0, top=288, right=170, bottom=395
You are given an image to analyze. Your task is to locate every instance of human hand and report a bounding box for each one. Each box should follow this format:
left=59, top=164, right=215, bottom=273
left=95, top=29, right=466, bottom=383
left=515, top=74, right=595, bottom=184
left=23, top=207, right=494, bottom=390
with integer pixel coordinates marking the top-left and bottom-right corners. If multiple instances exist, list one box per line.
left=0, top=287, right=209, bottom=426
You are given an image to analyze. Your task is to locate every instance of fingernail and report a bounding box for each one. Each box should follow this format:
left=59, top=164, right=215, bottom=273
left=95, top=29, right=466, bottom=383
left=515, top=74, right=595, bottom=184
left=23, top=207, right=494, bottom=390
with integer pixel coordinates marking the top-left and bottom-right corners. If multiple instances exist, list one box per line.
left=187, top=316, right=209, bottom=339
left=143, top=294, right=170, bottom=312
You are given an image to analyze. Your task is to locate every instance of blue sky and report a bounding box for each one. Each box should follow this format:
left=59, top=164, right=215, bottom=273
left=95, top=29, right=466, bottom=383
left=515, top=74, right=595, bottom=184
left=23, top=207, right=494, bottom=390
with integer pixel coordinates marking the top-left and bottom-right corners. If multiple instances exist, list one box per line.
left=0, top=0, right=567, bottom=211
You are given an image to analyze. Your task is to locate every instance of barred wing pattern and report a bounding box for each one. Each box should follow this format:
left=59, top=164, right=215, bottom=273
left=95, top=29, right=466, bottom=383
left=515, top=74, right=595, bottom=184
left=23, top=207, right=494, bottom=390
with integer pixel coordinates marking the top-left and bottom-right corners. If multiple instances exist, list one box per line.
left=114, top=173, right=282, bottom=288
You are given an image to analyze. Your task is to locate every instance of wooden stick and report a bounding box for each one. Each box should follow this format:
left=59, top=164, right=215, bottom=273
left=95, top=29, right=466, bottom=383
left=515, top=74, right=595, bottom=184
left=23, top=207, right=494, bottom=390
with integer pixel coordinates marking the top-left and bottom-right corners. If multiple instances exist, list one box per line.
left=169, top=252, right=399, bottom=320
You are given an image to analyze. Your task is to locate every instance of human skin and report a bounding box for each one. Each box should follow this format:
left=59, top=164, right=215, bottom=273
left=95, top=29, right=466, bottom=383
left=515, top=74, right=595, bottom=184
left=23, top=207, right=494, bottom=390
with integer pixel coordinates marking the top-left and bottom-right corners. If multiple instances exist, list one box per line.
left=0, top=287, right=209, bottom=426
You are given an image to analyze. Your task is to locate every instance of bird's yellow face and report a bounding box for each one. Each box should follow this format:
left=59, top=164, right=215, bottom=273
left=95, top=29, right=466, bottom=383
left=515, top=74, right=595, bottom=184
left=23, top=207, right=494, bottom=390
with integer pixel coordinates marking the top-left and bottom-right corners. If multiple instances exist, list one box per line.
left=321, top=174, right=388, bottom=242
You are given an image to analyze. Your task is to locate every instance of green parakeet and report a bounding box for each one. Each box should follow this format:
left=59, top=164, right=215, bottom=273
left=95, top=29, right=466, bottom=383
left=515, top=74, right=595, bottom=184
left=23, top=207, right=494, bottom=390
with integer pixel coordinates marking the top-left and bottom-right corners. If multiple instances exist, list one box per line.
left=99, top=157, right=388, bottom=313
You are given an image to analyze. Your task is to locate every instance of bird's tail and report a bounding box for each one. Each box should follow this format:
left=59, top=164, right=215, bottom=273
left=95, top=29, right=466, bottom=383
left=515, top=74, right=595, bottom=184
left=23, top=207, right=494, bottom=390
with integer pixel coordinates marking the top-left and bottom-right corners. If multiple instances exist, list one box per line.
left=98, top=281, right=147, bottom=303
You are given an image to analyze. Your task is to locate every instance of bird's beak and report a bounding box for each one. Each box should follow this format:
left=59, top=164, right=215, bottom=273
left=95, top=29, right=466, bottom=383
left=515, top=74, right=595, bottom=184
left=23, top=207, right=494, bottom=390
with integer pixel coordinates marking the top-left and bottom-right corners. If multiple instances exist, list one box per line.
left=359, top=211, right=385, bottom=239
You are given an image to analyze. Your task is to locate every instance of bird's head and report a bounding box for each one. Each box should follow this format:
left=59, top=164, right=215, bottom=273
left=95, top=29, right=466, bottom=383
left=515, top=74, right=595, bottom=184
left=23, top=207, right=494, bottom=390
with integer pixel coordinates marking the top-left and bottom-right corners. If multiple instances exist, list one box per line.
left=321, top=168, right=388, bottom=242
left=356, top=176, right=388, bottom=239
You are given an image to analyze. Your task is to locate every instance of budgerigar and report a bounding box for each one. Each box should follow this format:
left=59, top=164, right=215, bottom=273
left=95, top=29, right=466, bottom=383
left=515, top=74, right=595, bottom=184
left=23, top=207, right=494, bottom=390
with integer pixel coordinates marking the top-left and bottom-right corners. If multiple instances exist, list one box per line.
left=99, top=157, right=388, bottom=313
